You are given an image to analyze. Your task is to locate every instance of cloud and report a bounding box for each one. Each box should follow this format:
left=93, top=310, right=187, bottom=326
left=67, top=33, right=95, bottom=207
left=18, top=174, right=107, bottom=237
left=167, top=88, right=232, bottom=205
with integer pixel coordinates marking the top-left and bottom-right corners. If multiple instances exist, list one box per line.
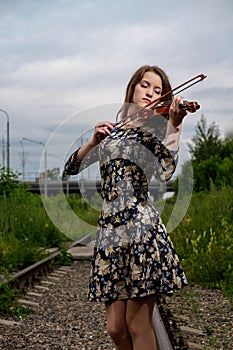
left=0, top=0, right=233, bottom=174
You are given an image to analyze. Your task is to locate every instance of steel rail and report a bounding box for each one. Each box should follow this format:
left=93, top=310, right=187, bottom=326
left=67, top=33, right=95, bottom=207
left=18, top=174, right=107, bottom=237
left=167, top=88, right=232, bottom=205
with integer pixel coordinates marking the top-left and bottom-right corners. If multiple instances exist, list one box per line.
left=1, top=234, right=93, bottom=292
left=0, top=233, right=194, bottom=349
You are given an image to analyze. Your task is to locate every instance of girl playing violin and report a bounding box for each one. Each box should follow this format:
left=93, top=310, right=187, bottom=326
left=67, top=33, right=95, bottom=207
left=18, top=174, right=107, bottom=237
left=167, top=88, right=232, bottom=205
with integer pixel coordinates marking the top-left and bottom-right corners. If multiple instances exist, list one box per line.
left=65, top=65, right=188, bottom=350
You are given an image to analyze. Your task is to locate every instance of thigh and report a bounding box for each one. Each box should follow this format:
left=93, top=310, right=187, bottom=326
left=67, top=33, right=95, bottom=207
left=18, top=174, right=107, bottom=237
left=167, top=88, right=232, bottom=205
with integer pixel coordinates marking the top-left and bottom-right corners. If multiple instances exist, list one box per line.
left=126, top=294, right=156, bottom=328
left=105, top=300, right=128, bottom=330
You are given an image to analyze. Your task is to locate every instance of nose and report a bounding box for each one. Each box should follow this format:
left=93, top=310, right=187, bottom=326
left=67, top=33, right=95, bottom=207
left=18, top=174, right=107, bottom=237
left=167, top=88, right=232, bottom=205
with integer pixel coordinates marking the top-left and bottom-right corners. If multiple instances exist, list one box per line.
left=146, top=87, right=153, bottom=97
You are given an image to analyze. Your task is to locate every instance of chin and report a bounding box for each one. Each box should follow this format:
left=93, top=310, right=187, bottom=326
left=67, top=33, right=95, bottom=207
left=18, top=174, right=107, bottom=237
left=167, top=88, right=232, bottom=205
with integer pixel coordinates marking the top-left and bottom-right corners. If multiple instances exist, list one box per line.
left=137, top=102, right=147, bottom=108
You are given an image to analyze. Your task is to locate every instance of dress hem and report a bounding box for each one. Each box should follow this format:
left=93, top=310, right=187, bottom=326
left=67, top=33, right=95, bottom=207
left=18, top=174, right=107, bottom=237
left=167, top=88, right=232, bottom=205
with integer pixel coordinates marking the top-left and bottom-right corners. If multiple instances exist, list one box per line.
left=87, top=284, right=188, bottom=303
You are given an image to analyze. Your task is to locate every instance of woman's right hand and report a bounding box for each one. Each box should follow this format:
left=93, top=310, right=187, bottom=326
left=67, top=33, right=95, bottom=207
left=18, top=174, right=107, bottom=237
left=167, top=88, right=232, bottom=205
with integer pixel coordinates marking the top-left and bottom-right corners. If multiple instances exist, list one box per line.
left=92, top=121, right=115, bottom=145
left=168, top=96, right=187, bottom=129
left=73, top=121, right=115, bottom=163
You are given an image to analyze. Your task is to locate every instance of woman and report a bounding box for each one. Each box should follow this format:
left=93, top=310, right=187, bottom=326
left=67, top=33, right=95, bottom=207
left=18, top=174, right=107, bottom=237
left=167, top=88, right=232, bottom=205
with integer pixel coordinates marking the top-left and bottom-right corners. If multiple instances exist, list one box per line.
left=65, top=65, right=188, bottom=350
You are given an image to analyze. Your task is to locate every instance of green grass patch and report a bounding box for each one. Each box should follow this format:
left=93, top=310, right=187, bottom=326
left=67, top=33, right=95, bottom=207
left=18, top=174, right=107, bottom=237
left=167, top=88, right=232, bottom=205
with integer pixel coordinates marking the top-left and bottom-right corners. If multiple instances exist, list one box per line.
left=0, top=187, right=67, bottom=272
left=1, top=165, right=232, bottom=298
left=158, top=185, right=233, bottom=296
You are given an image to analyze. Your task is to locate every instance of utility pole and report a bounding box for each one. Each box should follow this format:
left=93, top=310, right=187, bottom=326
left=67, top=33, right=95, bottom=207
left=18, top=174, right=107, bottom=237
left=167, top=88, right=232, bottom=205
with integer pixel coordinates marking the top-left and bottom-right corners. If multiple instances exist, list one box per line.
left=2, top=136, right=5, bottom=167
left=0, top=108, right=10, bottom=170
left=19, top=140, right=27, bottom=181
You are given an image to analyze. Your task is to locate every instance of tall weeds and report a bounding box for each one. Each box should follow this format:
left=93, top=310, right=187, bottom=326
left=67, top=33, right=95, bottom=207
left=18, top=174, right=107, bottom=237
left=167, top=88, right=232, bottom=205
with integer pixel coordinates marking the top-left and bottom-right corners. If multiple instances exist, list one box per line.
left=0, top=188, right=66, bottom=272
left=160, top=185, right=233, bottom=296
left=1, top=181, right=233, bottom=296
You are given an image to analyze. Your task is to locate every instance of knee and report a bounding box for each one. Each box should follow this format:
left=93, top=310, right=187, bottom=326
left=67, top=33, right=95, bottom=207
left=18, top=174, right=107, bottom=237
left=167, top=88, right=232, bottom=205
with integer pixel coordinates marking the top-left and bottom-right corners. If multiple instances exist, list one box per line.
left=126, top=318, right=153, bottom=339
left=126, top=322, right=139, bottom=339
left=107, top=322, right=128, bottom=345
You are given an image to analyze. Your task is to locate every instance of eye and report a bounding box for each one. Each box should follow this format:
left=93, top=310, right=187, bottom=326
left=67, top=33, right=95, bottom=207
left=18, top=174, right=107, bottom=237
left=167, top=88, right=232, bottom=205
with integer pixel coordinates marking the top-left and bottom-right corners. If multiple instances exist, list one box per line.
left=140, top=81, right=148, bottom=88
left=154, top=89, right=162, bottom=95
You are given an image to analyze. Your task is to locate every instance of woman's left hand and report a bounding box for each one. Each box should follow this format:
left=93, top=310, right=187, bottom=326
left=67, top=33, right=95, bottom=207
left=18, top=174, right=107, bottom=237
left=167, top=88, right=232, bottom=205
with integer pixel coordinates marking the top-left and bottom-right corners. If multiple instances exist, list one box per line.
left=168, top=96, right=188, bottom=128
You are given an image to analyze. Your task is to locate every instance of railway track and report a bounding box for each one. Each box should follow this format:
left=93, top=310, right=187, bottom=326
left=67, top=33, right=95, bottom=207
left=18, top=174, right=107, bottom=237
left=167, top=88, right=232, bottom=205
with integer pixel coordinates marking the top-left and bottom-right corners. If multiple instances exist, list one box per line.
left=0, top=234, right=206, bottom=349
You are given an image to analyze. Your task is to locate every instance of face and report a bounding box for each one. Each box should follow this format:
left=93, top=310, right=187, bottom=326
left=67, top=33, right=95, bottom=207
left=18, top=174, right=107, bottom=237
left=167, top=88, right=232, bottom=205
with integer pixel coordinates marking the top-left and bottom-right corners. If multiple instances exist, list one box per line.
left=132, top=71, right=162, bottom=108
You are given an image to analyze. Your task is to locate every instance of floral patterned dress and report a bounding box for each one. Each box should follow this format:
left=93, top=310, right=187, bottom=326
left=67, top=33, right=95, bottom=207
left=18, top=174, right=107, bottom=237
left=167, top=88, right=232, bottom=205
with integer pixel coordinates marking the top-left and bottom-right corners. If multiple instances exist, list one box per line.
left=65, top=122, right=188, bottom=302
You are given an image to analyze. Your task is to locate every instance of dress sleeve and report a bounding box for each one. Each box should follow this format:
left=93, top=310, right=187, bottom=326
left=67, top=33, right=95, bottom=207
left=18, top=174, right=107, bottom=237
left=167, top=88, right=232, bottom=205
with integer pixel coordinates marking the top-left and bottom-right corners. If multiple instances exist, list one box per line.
left=64, top=145, right=99, bottom=175
left=151, top=139, right=178, bottom=182
left=151, top=114, right=183, bottom=182
left=146, top=119, right=180, bottom=182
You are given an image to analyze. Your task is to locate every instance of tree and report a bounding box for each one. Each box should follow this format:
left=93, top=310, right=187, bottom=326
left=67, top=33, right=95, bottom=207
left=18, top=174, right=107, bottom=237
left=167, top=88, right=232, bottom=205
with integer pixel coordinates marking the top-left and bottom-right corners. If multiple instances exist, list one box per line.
left=216, top=137, right=233, bottom=186
left=46, top=167, right=61, bottom=181
left=176, top=115, right=233, bottom=193
left=188, top=114, right=222, bottom=162
left=0, top=167, right=21, bottom=195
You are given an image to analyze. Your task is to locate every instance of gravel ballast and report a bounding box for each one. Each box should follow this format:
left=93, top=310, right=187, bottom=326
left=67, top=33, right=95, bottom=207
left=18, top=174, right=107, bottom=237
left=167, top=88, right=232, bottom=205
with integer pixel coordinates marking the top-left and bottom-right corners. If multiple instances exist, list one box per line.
left=0, top=261, right=232, bottom=349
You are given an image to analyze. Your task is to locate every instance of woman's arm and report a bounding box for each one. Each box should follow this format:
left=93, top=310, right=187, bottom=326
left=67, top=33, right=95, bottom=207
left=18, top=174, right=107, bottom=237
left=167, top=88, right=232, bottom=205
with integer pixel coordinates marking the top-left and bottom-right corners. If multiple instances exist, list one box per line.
left=152, top=96, right=188, bottom=182
left=163, top=96, right=187, bottom=152
left=64, top=121, right=115, bottom=175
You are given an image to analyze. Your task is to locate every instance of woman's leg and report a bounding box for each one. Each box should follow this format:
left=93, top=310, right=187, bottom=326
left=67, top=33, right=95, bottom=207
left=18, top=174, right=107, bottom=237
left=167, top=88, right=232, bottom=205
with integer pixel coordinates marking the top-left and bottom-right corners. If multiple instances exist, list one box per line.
left=126, top=294, right=157, bottom=350
left=105, top=300, right=133, bottom=350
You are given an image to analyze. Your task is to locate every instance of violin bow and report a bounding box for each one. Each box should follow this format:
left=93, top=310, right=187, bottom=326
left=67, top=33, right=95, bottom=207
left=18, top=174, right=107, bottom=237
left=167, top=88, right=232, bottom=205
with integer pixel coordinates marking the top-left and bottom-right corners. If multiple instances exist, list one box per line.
left=116, top=73, right=207, bottom=129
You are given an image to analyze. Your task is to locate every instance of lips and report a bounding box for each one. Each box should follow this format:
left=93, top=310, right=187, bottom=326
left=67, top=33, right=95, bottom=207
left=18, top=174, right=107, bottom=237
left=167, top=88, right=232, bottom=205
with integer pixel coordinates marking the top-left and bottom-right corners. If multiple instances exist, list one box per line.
left=143, top=98, right=151, bottom=104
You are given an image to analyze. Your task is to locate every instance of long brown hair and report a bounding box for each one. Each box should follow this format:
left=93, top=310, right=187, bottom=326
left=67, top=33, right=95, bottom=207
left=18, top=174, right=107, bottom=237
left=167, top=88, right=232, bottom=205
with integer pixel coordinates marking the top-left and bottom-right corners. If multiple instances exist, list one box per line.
left=117, top=65, right=173, bottom=121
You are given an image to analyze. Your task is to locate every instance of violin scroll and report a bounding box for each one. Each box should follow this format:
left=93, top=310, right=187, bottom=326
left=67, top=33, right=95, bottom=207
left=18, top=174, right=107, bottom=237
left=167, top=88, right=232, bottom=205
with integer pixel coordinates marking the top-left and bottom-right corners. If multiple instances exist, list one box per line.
left=178, top=101, right=200, bottom=113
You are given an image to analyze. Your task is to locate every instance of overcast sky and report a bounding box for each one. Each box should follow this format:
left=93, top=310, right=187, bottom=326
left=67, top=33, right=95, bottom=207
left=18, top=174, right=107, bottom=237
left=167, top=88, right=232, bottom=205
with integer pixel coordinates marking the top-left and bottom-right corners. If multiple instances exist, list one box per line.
left=0, top=0, right=233, bottom=178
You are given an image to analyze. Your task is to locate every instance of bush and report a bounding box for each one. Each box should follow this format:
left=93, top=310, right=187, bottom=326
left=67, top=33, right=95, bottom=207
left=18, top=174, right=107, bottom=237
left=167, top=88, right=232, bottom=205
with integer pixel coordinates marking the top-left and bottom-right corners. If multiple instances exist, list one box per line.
left=182, top=220, right=233, bottom=293
left=0, top=167, right=21, bottom=195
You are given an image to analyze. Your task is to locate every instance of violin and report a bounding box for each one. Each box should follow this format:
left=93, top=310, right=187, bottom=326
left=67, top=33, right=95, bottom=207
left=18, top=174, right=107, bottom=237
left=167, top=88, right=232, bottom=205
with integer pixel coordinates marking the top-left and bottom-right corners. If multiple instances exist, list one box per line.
left=116, top=73, right=207, bottom=130
left=154, top=100, right=200, bottom=116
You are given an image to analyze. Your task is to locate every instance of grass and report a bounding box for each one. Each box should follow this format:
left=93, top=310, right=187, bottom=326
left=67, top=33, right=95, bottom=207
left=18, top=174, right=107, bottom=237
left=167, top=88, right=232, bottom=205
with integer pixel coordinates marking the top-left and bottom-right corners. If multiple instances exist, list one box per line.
left=0, top=175, right=232, bottom=297
left=158, top=185, right=233, bottom=296
left=0, top=187, right=67, bottom=272
left=0, top=187, right=99, bottom=273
